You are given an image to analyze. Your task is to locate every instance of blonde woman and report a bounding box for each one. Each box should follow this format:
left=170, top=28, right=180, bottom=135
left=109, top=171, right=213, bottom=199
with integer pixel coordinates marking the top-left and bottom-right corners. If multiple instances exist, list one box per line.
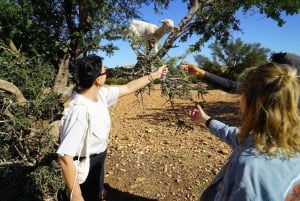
left=189, top=62, right=300, bottom=201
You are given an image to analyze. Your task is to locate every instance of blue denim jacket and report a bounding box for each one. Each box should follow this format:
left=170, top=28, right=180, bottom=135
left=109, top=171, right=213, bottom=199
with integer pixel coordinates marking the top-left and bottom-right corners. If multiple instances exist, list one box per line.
left=200, top=119, right=300, bottom=201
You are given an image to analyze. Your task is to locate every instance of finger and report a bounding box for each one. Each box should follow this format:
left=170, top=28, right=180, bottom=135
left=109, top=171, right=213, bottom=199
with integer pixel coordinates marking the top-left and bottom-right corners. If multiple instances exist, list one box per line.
left=190, top=108, right=198, bottom=116
left=197, top=104, right=202, bottom=110
left=180, top=66, right=187, bottom=71
left=188, top=109, right=195, bottom=117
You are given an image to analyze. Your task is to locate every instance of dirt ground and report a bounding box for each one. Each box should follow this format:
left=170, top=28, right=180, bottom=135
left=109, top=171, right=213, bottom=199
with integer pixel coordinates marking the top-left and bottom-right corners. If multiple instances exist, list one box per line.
left=104, top=84, right=241, bottom=201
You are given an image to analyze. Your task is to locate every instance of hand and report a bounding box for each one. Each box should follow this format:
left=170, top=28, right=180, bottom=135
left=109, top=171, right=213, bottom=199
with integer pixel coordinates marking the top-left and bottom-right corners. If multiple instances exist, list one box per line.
left=180, top=62, right=205, bottom=77
left=71, top=191, right=85, bottom=201
left=189, top=105, right=210, bottom=125
left=152, top=65, right=168, bottom=79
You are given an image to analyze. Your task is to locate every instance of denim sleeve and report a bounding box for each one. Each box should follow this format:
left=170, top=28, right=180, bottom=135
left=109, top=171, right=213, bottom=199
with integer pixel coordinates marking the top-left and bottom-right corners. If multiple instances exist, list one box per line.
left=204, top=72, right=238, bottom=93
left=208, top=119, right=239, bottom=148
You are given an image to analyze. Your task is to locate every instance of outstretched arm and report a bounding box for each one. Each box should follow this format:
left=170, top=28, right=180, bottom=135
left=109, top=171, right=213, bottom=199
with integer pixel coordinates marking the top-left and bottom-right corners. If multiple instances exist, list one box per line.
left=180, top=62, right=206, bottom=77
left=189, top=105, right=239, bottom=148
left=180, top=62, right=238, bottom=93
left=204, top=72, right=238, bottom=93
left=118, top=65, right=168, bottom=97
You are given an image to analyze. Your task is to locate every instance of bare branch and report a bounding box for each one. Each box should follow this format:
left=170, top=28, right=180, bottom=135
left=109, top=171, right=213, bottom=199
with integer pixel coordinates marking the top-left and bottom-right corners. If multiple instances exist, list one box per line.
left=0, top=79, right=26, bottom=103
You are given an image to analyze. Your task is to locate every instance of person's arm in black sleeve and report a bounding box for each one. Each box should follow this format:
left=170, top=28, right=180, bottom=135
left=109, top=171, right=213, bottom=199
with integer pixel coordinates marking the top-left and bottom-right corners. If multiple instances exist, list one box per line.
left=203, top=71, right=238, bottom=93
left=180, top=62, right=238, bottom=93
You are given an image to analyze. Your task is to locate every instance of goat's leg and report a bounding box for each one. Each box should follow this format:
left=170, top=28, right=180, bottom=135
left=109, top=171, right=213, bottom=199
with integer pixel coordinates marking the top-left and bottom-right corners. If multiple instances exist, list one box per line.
left=147, top=38, right=158, bottom=55
left=130, top=43, right=144, bottom=57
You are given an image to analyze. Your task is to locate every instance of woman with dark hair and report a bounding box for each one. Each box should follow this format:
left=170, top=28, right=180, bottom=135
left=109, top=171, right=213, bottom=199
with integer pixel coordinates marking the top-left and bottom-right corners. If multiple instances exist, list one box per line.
left=189, top=62, right=300, bottom=200
left=180, top=52, right=300, bottom=93
left=56, top=54, right=168, bottom=201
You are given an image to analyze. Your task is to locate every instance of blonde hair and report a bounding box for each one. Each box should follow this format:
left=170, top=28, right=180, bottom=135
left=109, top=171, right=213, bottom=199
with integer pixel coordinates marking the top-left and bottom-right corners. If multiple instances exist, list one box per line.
left=237, top=62, right=300, bottom=157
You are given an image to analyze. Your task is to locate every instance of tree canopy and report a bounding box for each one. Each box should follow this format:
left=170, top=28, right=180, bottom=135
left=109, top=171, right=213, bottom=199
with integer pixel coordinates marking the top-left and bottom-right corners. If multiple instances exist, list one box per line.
left=1, top=0, right=299, bottom=62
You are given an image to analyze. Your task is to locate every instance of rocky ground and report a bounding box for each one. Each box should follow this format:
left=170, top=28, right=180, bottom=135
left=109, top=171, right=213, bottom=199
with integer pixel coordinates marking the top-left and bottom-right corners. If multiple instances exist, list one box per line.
left=104, top=84, right=241, bottom=201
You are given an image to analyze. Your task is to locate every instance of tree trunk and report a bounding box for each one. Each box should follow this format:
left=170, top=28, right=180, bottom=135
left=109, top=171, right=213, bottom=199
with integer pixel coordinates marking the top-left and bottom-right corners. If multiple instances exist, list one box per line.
left=53, top=54, right=71, bottom=95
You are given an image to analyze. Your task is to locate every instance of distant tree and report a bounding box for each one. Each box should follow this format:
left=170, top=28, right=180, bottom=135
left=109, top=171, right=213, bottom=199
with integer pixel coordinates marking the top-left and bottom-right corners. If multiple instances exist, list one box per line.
left=210, top=38, right=270, bottom=69
left=194, top=54, right=221, bottom=75
left=194, top=38, right=270, bottom=79
left=210, top=38, right=270, bottom=77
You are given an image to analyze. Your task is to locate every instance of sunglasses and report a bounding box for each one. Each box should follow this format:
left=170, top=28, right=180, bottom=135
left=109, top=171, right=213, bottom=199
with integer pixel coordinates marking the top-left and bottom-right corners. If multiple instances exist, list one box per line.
left=97, top=71, right=107, bottom=77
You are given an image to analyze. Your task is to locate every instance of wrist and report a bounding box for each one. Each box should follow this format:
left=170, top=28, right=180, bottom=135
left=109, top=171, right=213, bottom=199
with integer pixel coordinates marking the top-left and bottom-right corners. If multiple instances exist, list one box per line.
left=205, top=117, right=213, bottom=128
left=148, top=73, right=154, bottom=82
left=196, top=68, right=206, bottom=78
left=150, top=72, right=160, bottom=80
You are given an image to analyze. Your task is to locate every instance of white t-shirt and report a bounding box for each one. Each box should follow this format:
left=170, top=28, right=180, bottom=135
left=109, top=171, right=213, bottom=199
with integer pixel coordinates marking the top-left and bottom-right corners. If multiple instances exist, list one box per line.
left=56, top=86, right=119, bottom=157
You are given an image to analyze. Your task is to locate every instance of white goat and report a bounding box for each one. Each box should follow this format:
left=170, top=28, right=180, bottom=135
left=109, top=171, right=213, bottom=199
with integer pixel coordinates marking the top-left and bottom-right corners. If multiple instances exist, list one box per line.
left=123, top=19, right=179, bottom=56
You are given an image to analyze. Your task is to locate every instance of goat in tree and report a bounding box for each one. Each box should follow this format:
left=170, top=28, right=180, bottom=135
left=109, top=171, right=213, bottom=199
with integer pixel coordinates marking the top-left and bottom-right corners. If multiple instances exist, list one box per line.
left=122, top=19, right=179, bottom=56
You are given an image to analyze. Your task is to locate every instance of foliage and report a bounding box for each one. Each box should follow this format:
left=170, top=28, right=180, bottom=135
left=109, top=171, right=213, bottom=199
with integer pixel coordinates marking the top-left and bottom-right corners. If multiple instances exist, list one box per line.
left=209, top=38, right=270, bottom=69
left=1, top=0, right=299, bottom=62
left=0, top=0, right=170, bottom=63
left=180, top=0, right=300, bottom=52
left=0, top=47, right=63, bottom=200
left=0, top=45, right=56, bottom=98
left=0, top=160, right=63, bottom=201
left=28, top=160, right=63, bottom=201
left=194, top=54, right=222, bottom=75
left=106, top=77, right=129, bottom=85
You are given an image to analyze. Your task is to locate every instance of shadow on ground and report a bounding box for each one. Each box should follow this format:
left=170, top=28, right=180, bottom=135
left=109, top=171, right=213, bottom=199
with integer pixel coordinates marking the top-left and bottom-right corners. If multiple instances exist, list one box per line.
left=104, top=183, right=157, bottom=201
left=126, top=100, right=241, bottom=131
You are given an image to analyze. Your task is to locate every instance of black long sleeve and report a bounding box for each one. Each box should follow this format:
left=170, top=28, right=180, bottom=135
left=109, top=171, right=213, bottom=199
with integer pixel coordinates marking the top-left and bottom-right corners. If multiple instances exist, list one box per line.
left=203, top=72, right=238, bottom=93
left=201, top=52, right=300, bottom=93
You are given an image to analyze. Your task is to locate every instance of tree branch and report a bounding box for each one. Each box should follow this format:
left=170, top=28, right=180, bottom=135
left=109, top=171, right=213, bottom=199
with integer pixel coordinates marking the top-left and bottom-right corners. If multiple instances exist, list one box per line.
left=156, top=0, right=201, bottom=59
left=0, top=27, right=19, bottom=53
left=0, top=79, right=26, bottom=103
left=63, top=0, right=76, bottom=31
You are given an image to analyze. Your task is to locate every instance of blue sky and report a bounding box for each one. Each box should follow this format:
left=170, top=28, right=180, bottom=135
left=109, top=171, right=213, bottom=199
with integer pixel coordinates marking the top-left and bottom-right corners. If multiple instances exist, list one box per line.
left=101, top=1, right=300, bottom=68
